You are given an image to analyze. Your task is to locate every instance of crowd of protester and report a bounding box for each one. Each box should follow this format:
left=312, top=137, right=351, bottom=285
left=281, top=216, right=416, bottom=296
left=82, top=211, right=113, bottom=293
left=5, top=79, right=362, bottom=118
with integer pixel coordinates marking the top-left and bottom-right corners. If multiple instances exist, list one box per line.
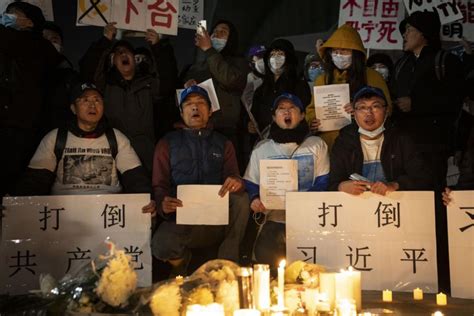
left=1, top=3, right=474, bottom=292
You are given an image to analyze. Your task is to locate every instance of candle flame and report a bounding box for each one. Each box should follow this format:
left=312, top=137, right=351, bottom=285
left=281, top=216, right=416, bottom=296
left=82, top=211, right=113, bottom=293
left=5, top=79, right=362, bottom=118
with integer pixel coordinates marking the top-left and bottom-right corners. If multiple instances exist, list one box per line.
left=279, top=259, right=286, bottom=268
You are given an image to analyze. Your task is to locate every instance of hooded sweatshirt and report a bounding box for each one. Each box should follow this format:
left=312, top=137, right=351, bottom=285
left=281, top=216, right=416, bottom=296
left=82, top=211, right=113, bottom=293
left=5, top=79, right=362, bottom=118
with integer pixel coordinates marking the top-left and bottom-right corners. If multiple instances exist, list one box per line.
left=304, top=24, right=392, bottom=152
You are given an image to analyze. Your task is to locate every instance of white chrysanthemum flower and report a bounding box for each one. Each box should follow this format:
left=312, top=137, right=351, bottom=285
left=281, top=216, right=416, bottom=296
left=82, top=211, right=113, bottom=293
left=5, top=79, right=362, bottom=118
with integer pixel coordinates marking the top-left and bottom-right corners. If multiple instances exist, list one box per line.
left=215, top=280, right=239, bottom=316
left=150, top=283, right=182, bottom=316
left=95, top=250, right=137, bottom=307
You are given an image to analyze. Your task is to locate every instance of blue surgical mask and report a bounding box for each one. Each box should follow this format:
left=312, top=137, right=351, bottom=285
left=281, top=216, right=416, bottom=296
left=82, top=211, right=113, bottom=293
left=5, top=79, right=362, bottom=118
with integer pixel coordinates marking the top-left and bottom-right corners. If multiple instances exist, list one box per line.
left=308, top=67, right=324, bottom=82
left=211, top=37, right=227, bottom=52
left=1, top=13, right=18, bottom=29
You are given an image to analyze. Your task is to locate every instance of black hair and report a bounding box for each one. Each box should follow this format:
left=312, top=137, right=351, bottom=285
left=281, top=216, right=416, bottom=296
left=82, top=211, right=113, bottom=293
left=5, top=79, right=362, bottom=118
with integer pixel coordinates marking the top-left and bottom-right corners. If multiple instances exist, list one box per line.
left=323, top=48, right=367, bottom=98
left=261, top=39, right=299, bottom=96
left=211, top=19, right=240, bottom=57
left=354, top=92, right=387, bottom=107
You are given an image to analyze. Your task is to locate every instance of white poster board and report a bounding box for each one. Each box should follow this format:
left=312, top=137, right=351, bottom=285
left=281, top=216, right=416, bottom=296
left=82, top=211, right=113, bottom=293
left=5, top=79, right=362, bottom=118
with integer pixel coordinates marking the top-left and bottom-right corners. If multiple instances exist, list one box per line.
left=178, top=0, right=204, bottom=30
left=313, top=84, right=352, bottom=132
left=0, top=0, right=54, bottom=21
left=0, top=194, right=152, bottom=295
left=76, top=0, right=179, bottom=36
left=403, top=0, right=463, bottom=25
left=441, top=0, right=474, bottom=41
left=286, top=191, right=438, bottom=292
left=259, top=159, right=298, bottom=210
left=176, top=185, right=229, bottom=225
left=176, top=79, right=221, bottom=112
left=338, top=0, right=405, bottom=50
left=447, top=190, right=474, bottom=299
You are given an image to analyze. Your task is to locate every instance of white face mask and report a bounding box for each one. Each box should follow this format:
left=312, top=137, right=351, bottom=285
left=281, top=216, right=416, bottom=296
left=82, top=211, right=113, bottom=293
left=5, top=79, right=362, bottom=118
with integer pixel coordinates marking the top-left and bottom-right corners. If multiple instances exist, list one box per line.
left=331, top=52, right=352, bottom=70
left=374, top=66, right=389, bottom=81
left=254, top=58, right=265, bottom=75
left=358, top=124, right=385, bottom=138
left=270, top=55, right=285, bottom=75
left=211, top=37, right=227, bottom=52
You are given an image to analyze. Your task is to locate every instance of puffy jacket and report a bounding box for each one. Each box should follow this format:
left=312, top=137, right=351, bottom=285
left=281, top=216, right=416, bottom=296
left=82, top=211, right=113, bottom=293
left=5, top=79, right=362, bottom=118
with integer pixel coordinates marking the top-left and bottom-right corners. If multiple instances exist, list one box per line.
left=305, top=24, right=391, bottom=151
left=328, top=122, right=432, bottom=191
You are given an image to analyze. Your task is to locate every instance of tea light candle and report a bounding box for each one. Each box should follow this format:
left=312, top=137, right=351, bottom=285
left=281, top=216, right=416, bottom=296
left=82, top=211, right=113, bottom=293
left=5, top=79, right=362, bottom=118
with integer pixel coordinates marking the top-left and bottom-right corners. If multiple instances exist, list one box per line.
left=413, top=287, right=423, bottom=300
left=382, top=289, right=392, bottom=302
left=436, top=292, right=447, bottom=306
left=175, top=275, right=184, bottom=285
left=233, top=309, right=261, bottom=316
left=336, top=299, right=356, bottom=316
left=431, top=311, right=444, bottom=316
left=277, top=259, right=286, bottom=308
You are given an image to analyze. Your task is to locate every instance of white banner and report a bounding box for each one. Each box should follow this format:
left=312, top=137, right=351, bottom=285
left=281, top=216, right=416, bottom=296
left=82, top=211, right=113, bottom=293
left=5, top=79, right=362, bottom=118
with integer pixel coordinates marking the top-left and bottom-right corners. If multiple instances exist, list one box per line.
left=0, top=0, right=54, bottom=21
left=338, top=0, right=406, bottom=50
left=0, top=194, right=152, bottom=295
left=178, top=0, right=204, bottom=30
left=76, top=0, right=179, bottom=36
left=403, top=0, right=463, bottom=25
left=441, top=0, right=474, bottom=41
left=286, top=191, right=438, bottom=292
left=447, top=190, right=474, bottom=299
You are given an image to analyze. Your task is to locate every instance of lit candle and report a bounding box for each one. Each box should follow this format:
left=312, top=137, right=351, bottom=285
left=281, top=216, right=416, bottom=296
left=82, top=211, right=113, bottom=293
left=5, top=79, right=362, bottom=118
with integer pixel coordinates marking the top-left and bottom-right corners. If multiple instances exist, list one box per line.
left=253, top=264, right=270, bottom=311
left=233, top=309, right=261, bottom=316
left=186, top=303, right=225, bottom=316
left=347, top=267, right=361, bottom=311
left=175, top=275, right=184, bottom=285
left=436, top=292, right=447, bottom=306
left=382, top=289, right=392, bottom=302
left=431, top=311, right=444, bottom=316
left=413, top=287, right=423, bottom=300
left=336, top=298, right=356, bottom=316
left=319, top=272, right=336, bottom=311
left=335, top=269, right=354, bottom=303
left=277, top=259, right=286, bottom=308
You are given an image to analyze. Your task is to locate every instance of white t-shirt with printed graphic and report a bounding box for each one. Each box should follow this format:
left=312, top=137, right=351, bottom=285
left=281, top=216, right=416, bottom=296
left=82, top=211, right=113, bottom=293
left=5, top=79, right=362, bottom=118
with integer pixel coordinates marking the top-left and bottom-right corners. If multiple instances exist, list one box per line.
left=360, top=135, right=387, bottom=183
left=29, top=129, right=142, bottom=195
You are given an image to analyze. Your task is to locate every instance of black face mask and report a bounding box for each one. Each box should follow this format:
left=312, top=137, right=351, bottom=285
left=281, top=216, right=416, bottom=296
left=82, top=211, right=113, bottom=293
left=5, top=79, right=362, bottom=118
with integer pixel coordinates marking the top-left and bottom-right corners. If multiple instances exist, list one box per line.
left=269, top=119, right=310, bottom=144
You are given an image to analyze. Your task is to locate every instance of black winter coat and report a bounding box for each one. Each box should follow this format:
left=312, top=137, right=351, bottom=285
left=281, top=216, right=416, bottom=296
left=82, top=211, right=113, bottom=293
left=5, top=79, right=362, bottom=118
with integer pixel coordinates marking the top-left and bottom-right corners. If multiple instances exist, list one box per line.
left=392, top=46, right=464, bottom=146
left=328, top=123, right=433, bottom=191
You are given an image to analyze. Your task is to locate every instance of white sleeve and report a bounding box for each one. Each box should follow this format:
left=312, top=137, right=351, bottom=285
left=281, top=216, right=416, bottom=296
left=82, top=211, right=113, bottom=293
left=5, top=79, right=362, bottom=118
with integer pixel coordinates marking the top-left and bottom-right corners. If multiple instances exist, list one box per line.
left=243, top=146, right=261, bottom=185
left=28, top=129, right=58, bottom=172
left=314, top=137, right=330, bottom=178
left=113, top=129, right=142, bottom=173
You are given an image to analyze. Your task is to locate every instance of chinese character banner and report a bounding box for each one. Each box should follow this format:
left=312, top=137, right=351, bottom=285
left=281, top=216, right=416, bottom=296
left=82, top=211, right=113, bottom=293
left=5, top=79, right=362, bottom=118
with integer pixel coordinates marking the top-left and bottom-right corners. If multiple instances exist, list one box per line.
left=339, top=0, right=406, bottom=50
left=286, top=191, right=438, bottom=292
left=441, top=0, right=474, bottom=41
left=403, top=0, right=463, bottom=25
left=76, top=0, right=179, bottom=36
left=447, top=190, right=474, bottom=299
left=0, top=194, right=152, bottom=295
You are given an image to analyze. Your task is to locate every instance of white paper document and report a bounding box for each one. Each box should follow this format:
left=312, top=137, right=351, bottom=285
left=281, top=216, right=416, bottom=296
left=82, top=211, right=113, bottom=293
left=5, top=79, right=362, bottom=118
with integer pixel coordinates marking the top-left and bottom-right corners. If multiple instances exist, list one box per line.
left=176, top=79, right=221, bottom=112
left=259, top=159, right=298, bottom=210
left=313, top=84, right=352, bottom=132
left=176, top=185, right=229, bottom=225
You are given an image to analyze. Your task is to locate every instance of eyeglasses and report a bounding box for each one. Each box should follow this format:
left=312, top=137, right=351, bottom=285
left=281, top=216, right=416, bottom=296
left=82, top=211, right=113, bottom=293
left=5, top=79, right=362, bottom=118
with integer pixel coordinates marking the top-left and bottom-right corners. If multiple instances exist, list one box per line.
left=354, top=104, right=385, bottom=113
left=275, top=107, right=299, bottom=114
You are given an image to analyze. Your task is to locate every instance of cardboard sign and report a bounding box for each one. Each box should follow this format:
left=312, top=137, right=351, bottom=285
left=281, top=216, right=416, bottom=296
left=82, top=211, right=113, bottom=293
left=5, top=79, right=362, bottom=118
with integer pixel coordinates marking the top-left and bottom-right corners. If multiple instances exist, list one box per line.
left=447, top=190, right=474, bottom=299
left=338, top=0, right=406, bottom=50
left=0, top=194, right=152, bottom=295
left=286, top=191, right=438, bottom=292
left=403, top=0, right=463, bottom=25
left=76, top=0, right=179, bottom=36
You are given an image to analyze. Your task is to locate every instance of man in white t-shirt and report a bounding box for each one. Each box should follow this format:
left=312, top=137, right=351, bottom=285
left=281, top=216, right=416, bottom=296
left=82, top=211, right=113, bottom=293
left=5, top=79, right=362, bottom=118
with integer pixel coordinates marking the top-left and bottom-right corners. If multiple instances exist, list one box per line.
left=16, top=83, right=155, bottom=213
left=329, top=86, right=431, bottom=195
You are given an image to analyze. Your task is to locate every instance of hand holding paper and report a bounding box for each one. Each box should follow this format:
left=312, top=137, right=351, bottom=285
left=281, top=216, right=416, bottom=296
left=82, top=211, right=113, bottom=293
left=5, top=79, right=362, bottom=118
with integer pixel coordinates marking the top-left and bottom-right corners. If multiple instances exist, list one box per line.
left=162, top=196, right=183, bottom=214
left=219, top=176, right=244, bottom=197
